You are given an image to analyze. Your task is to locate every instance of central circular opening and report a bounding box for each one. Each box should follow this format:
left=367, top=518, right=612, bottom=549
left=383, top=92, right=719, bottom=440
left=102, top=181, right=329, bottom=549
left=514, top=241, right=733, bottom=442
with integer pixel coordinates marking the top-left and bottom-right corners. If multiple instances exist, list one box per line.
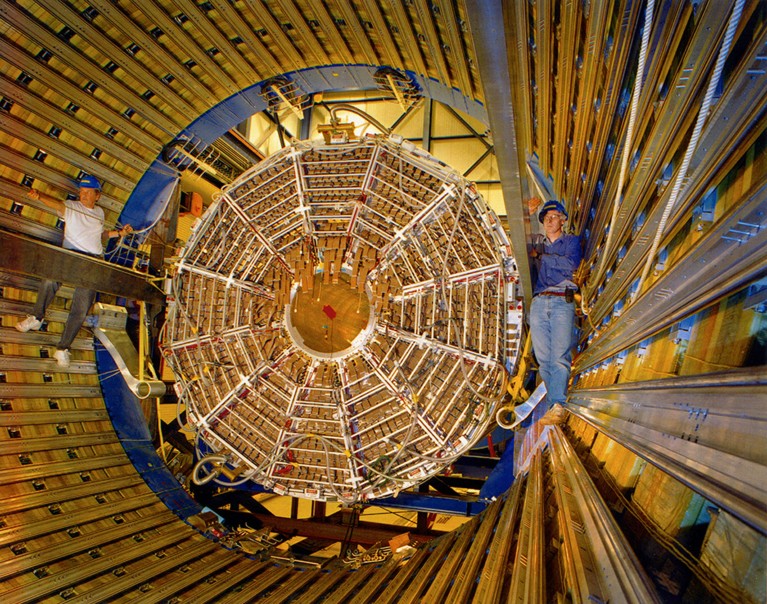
left=289, top=273, right=372, bottom=354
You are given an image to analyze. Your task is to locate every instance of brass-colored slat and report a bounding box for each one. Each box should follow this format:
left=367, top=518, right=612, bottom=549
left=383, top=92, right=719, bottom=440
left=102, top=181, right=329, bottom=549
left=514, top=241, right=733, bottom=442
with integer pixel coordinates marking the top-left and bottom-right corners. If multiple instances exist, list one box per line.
left=0, top=432, right=118, bottom=456
left=590, top=66, right=765, bottom=327
left=290, top=561, right=349, bottom=604
left=383, top=0, right=428, bottom=77
left=508, top=451, right=544, bottom=602
left=534, top=0, right=554, bottom=178
left=554, top=1, right=583, bottom=189
left=306, top=1, right=358, bottom=62
left=392, top=529, right=460, bottom=604
left=548, top=427, right=661, bottom=602
left=259, top=567, right=324, bottom=604
left=564, top=2, right=612, bottom=211
left=166, top=558, right=272, bottom=604
left=0, top=493, right=162, bottom=546
left=0, top=73, right=151, bottom=172
left=1, top=473, right=144, bottom=515
left=0, top=383, right=103, bottom=399
left=0, top=206, right=62, bottom=245
left=447, top=488, right=513, bottom=601
left=0, top=510, right=178, bottom=582
left=0, top=299, right=84, bottom=327
left=472, top=477, right=524, bottom=602
left=503, top=0, right=534, bottom=156
left=589, top=2, right=731, bottom=288
left=0, top=408, right=108, bottom=426
left=0, top=327, right=94, bottom=351
left=170, top=0, right=263, bottom=84
left=207, top=0, right=282, bottom=76
left=275, top=0, right=332, bottom=65
left=420, top=517, right=483, bottom=602
left=0, top=37, right=162, bottom=153
left=0, top=143, right=125, bottom=216
left=86, top=0, right=214, bottom=105
left=572, top=1, right=643, bottom=234
left=354, top=0, right=404, bottom=67
left=129, top=0, right=240, bottom=96
left=0, top=453, right=127, bottom=485
left=93, top=545, right=239, bottom=604
left=239, top=0, right=308, bottom=70
left=317, top=563, right=379, bottom=604
left=0, top=355, right=95, bottom=373
left=0, top=0, right=180, bottom=136
left=373, top=546, right=432, bottom=604
left=34, top=0, right=199, bottom=118
left=435, top=0, right=472, bottom=97
left=351, top=555, right=409, bottom=603
left=1, top=530, right=212, bottom=604
left=630, top=2, right=697, bottom=131
left=217, top=565, right=296, bottom=604
left=412, top=0, right=450, bottom=88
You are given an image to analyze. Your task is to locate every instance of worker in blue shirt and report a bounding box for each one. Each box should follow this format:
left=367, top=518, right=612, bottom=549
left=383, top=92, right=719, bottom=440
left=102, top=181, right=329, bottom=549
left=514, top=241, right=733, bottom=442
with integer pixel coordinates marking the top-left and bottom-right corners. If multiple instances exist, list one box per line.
left=529, top=200, right=582, bottom=425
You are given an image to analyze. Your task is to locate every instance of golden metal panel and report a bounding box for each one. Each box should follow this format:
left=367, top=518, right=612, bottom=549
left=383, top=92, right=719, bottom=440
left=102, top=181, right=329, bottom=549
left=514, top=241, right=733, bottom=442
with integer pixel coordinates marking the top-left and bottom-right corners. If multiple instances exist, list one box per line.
left=412, top=0, right=450, bottom=85
left=209, top=0, right=284, bottom=76
left=102, top=546, right=240, bottom=604
left=275, top=0, right=332, bottom=65
left=241, top=0, right=308, bottom=69
left=1, top=473, right=145, bottom=515
left=0, top=454, right=127, bottom=485
left=354, top=0, right=404, bottom=67
left=0, top=493, right=160, bottom=546
left=0, top=37, right=162, bottom=153
left=304, top=0, right=358, bottom=63
left=1, top=0, right=180, bottom=136
left=434, top=0, right=472, bottom=97
left=127, top=0, right=240, bottom=96
left=34, top=0, right=199, bottom=118
left=0, top=433, right=118, bottom=456
left=87, top=0, right=215, bottom=104
left=170, top=0, right=263, bottom=84
left=0, top=512, right=195, bottom=604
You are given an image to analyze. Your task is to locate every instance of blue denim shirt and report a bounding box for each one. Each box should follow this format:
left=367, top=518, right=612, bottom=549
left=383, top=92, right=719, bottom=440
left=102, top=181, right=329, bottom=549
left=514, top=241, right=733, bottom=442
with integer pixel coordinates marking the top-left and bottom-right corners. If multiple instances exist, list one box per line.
left=532, top=233, right=582, bottom=295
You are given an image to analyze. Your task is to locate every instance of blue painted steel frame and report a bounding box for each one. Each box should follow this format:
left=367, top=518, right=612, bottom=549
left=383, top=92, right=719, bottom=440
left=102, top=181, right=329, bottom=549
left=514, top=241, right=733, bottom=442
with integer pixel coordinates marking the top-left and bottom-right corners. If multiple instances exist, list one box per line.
left=367, top=435, right=517, bottom=516
left=95, top=341, right=201, bottom=519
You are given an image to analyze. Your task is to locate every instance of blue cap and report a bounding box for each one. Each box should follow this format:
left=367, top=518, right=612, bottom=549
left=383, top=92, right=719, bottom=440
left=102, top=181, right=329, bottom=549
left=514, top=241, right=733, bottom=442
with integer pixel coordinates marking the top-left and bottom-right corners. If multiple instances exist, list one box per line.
left=78, top=174, right=102, bottom=190
left=538, top=200, right=568, bottom=223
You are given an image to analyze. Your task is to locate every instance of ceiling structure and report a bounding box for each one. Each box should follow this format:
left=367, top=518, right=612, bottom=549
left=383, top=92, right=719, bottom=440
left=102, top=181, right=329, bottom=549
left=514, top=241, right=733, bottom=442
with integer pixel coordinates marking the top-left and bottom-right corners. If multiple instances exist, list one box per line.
left=0, top=1, right=765, bottom=602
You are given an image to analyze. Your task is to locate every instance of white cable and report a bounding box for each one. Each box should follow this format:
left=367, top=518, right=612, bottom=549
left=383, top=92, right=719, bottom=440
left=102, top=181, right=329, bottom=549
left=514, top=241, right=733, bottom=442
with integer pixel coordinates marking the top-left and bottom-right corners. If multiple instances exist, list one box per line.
left=585, top=0, right=654, bottom=310
left=634, top=0, right=745, bottom=298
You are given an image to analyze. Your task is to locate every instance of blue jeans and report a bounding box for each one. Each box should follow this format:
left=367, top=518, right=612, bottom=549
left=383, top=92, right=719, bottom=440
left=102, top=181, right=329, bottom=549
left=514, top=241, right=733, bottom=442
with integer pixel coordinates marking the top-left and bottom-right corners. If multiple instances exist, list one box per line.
left=530, top=295, right=576, bottom=409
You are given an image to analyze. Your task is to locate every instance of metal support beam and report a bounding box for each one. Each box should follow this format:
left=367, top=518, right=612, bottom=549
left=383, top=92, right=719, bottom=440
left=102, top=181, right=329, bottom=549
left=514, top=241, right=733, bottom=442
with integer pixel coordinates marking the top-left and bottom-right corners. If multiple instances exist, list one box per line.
left=241, top=514, right=435, bottom=546
left=465, top=0, right=535, bottom=303
left=0, top=230, right=165, bottom=305
left=422, top=97, right=433, bottom=153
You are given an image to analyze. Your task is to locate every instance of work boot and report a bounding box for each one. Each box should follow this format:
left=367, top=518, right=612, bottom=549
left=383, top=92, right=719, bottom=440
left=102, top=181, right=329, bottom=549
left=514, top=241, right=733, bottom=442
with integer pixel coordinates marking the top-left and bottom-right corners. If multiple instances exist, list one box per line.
left=16, top=315, right=42, bottom=332
left=54, top=349, right=71, bottom=368
left=540, top=403, right=567, bottom=426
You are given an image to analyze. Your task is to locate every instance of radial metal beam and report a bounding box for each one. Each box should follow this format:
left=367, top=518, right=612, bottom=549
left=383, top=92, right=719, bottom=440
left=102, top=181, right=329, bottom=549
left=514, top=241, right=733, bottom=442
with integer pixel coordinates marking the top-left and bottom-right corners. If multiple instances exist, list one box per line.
left=465, top=0, right=534, bottom=302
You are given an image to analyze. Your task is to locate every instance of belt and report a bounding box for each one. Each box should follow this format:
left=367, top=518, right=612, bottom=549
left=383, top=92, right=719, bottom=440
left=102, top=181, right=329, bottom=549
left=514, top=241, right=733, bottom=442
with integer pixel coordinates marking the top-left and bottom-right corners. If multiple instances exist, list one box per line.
left=536, top=291, right=567, bottom=297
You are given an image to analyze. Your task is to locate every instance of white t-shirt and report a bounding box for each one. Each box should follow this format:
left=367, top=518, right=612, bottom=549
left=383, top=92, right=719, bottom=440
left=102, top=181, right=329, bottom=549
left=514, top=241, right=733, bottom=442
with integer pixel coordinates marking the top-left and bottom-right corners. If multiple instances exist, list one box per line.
left=61, top=199, right=105, bottom=255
